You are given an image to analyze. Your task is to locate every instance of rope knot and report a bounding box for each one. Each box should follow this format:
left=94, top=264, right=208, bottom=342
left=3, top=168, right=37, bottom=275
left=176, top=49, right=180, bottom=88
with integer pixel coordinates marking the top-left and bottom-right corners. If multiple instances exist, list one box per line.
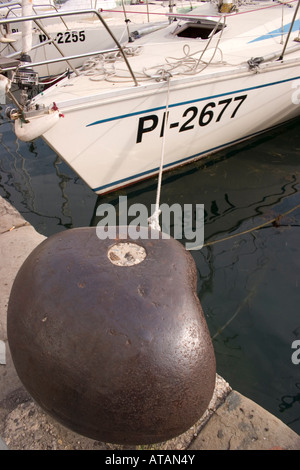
left=155, top=69, right=172, bottom=82
left=148, top=208, right=161, bottom=232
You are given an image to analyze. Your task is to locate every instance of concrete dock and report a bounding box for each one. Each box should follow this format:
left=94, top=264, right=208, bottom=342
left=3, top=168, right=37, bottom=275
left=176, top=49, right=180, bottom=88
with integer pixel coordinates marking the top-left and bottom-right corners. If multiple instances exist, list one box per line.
left=0, top=195, right=299, bottom=451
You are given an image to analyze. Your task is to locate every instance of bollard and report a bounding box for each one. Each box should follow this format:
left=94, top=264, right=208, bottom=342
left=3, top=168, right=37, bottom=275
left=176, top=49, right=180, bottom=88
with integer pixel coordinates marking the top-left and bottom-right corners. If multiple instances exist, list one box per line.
left=7, top=226, right=216, bottom=445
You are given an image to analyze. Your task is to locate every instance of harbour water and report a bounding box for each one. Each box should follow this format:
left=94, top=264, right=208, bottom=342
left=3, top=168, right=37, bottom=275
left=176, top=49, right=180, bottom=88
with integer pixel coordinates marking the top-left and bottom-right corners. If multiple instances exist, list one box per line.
left=0, top=106, right=299, bottom=436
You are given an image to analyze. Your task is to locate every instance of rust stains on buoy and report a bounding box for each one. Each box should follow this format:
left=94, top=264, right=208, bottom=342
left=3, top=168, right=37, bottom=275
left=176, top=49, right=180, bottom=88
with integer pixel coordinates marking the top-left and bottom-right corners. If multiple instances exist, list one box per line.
left=7, top=226, right=216, bottom=445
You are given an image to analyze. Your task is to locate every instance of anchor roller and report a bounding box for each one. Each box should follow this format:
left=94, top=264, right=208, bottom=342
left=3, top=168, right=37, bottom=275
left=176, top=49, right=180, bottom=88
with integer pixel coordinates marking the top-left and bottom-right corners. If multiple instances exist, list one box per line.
left=7, top=226, right=216, bottom=445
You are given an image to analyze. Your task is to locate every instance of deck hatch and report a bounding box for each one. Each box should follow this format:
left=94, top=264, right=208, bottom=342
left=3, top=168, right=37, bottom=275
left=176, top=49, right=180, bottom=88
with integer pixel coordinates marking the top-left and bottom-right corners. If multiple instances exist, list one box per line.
left=173, top=21, right=225, bottom=39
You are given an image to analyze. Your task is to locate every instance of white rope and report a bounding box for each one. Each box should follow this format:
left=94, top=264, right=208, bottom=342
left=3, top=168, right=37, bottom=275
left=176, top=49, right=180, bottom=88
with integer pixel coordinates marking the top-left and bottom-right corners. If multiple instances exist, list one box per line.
left=79, top=39, right=226, bottom=83
left=148, top=75, right=171, bottom=232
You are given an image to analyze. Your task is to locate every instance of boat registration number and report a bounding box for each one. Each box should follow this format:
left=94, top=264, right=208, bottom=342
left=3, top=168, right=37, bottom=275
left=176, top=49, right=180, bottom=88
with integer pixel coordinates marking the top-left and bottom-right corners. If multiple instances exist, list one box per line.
left=39, top=31, right=86, bottom=43
left=136, top=94, right=248, bottom=143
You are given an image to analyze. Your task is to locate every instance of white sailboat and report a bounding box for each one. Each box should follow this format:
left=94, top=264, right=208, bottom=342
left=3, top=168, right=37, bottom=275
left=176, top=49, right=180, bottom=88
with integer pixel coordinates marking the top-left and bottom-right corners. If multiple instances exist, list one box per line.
left=0, top=0, right=170, bottom=79
left=3, top=0, right=300, bottom=194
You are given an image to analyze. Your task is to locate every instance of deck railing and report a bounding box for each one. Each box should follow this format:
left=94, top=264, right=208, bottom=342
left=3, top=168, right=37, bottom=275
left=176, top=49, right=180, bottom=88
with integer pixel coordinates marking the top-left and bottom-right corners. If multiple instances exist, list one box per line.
left=0, top=8, right=139, bottom=85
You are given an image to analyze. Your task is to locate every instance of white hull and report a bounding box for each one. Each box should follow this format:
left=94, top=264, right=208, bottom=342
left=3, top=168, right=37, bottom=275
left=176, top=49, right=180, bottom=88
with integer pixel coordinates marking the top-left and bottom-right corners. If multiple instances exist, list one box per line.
left=2, top=23, right=140, bottom=78
left=39, top=63, right=300, bottom=193
left=7, top=0, right=300, bottom=194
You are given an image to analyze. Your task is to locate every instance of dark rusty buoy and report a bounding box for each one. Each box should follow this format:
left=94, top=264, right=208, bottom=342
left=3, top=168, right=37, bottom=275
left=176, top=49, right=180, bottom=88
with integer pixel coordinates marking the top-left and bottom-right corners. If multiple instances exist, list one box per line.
left=7, top=226, right=216, bottom=445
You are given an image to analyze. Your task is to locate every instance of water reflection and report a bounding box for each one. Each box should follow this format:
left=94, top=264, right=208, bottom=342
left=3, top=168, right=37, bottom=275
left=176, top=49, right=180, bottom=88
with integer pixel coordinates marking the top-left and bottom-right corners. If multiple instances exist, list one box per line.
left=279, top=383, right=300, bottom=429
left=0, top=107, right=97, bottom=235
left=279, top=383, right=300, bottom=412
left=0, top=105, right=299, bottom=434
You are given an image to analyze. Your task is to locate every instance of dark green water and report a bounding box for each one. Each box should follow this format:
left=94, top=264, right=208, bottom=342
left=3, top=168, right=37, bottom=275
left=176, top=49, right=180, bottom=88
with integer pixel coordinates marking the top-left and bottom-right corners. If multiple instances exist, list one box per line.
left=1, top=108, right=299, bottom=436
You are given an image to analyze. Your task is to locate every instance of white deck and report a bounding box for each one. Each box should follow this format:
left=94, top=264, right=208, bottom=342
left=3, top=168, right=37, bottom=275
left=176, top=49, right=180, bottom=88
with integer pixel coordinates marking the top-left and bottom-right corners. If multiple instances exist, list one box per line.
left=32, top=0, right=300, bottom=108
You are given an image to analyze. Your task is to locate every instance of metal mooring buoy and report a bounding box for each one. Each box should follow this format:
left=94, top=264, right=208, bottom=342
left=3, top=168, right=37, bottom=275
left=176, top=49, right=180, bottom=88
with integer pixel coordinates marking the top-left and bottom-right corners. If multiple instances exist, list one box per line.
left=7, top=226, right=216, bottom=445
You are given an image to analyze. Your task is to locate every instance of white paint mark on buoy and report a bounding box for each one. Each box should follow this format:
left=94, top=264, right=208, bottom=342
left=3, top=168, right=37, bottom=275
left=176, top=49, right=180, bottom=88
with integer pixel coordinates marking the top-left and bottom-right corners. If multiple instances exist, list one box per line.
left=0, top=340, right=6, bottom=365
left=108, top=242, right=147, bottom=266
